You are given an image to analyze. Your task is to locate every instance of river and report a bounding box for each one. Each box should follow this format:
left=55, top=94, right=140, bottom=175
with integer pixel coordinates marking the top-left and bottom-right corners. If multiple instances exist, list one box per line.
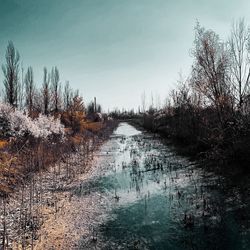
left=77, top=122, right=250, bottom=250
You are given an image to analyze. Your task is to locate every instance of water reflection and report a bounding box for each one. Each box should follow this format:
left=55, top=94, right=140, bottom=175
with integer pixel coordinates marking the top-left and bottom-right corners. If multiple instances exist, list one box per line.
left=80, top=123, right=250, bottom=249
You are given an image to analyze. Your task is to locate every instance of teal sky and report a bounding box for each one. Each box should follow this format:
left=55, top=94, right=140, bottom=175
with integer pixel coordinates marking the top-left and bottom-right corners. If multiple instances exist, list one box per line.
left=0, top=0, right=250, bottom=111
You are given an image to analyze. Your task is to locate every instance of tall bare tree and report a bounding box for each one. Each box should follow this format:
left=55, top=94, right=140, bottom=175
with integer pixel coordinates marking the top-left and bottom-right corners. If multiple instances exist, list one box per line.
left=229, top=18, right=250, bottom=110
left=41, top=67, right=50, bottom=115
left=24, top=66, right=35, bottom=115
left=18, top=63, right=25, bottom=110
left=63, top=81, right=73, bottom=111
left=191, top=23, right=231, bottom=124
left=51, top=67, right=61, bottom=113
left=2, top=41, right=20, bottom=107
left=141, top=91, right=146, bottom=113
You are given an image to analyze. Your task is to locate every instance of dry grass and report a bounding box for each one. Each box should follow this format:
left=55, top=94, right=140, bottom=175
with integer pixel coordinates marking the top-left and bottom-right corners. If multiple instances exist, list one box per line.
left=0, top=122, right=103, bottom=195
left=82, top=121, right=104, bottom=132
left=68, top=122, right=104, bottom=145
left=70, top=134, right=83, bottom=145
left=0, top=139, right=8, bottom=149
left=0, top=152, right=19, bottom=196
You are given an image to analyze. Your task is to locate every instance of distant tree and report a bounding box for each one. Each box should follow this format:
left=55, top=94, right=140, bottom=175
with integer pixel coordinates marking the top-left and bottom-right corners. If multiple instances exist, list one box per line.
left=71, top=94, right=85, bottom=113
left=141, top=91, right=146, bottom=113
left=87, top=100, right=102, bottom=114
left=87, top=101, right=95, bottom=114
left=63, top=81, right=73, bottom=111
left=24, top=66, right=35, bottom=115
left=171, top=83, right=191, bottom=109
left=96, top=104, right=102, bottom=113
left=51, top=67, right=61, bottom=113
left=150, top=92, right=154, bottom=110
left=155, top=93, right=161, bottom=111
left=18, top=64, right=25, bottom=110
left=2, top=41, right=20, bottom=107
left=61, top=93, right=85, bottom=133
left=32, top=89, right=43, bottom=114
left=42, top=67, right=50, bottom=115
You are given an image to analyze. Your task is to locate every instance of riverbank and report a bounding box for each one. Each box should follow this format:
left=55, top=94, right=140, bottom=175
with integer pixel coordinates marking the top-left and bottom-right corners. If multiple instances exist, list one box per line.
left=2, top=122, right=250, bottom=249
left=33, top=150, right=111, bottom=249
left=83, top=122, right=250, bottom=249
left=125, top=118, right=200, bottom=160
left=0, top=121, right=118, bottom=249
left=126, top=117, right=250, bottom=171
left=37, top=122, right=250, bottom=250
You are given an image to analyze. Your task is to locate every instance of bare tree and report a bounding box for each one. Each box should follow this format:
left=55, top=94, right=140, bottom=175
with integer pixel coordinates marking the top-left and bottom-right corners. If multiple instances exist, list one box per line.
left=2, top=41, right=20, bottom=107
left=87, top=101, right=95, bottom=114
left=96, top=104, right=102, bottom=113
left=150, top=91, right=154, bottom=110
left=24, top=66, right=35, bottom=115
left=229, top=18, right=250, bottom=110
left=171, top=81, right=191, bottom=109
left=51, top=67, right=61, bottom=113
left=18, top=63, right=25, bottom=110
left=69, top=93, right=85, bottom=133
left=141, top=91, right=146, bottom=113
left=42, top=67, right=50, bottom=115
left=155, top=93, right=161, bottom=111
left=71, top=94, right=85, bottom=113
left=63, top=81, right=73, bottom=111
left=191, top=23, right=231, bottom=124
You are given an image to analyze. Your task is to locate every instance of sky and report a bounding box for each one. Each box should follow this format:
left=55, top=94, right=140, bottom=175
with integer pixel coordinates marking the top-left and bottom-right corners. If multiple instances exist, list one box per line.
left=0, top=0, right=250, bottom=111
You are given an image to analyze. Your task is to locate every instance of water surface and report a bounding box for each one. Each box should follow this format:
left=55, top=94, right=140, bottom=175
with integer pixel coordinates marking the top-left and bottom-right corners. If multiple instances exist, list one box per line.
left=80, top=122, right=250, bottom=250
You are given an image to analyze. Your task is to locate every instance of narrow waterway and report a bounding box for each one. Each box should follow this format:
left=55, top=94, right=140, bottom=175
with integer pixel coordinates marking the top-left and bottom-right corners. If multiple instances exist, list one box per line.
left=78, top=122, right=250, bottom=250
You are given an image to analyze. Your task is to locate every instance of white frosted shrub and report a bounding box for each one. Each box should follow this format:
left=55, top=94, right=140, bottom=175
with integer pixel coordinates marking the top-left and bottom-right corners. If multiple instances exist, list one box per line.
left=0, top=102, right=64, bottom=139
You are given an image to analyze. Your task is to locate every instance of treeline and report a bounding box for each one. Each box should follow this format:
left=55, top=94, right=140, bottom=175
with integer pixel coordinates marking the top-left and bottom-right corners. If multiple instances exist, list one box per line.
left=159, top=19, right=250, bottom=164
left=0, top=41, right=88, bottom=134
left=0, top=41, right=114, bottom=196
left=129, top=19, right=250, bottom=166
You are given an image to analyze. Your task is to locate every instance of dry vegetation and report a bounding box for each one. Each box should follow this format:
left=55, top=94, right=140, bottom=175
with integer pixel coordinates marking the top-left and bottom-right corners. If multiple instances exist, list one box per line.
left=114, top=19, right=250, bottom=167
left=0, top=39, right=117, bottom=249
left=0, top=119, right=117, bottom=249
left=82, top=122, right=104, bottom=133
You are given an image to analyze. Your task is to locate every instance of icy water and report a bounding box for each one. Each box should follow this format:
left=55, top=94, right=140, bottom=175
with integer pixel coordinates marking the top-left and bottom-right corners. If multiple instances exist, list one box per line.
left=80, top=123, right=250, bottom=249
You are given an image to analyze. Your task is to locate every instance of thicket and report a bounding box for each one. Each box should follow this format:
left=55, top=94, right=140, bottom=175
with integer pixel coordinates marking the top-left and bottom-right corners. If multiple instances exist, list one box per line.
left=0, top=39, right=116, bottom=196
left=122, top=20, right=250, bottom=166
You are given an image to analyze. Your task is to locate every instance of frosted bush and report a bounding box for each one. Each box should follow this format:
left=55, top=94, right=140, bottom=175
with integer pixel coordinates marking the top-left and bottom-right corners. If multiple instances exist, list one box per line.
left=0, top=102, right=64, bottom=139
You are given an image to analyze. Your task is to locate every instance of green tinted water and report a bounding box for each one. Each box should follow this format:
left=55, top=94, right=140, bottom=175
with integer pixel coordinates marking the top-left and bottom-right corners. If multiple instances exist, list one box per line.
left=80, top=123, right=250, bottom=249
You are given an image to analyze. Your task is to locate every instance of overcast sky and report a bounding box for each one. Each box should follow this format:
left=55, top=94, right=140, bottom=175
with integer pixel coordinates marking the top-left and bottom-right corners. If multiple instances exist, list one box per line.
left=0, top=0, right=250, bottom=111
